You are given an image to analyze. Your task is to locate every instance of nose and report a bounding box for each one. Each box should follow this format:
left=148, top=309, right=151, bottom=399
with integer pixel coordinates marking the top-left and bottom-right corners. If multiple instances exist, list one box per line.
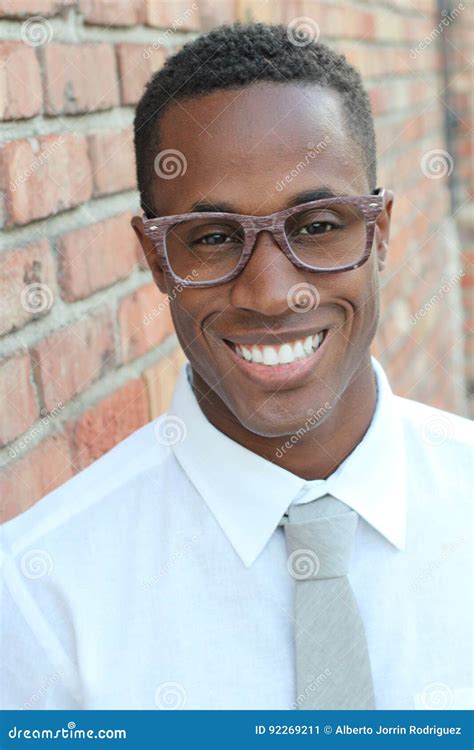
left=230, top=230, right=319, bottom=316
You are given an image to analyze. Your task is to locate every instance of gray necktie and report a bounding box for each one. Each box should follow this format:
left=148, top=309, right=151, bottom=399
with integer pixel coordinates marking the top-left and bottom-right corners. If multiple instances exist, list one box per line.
left=281, top=493, right=375, bottom=710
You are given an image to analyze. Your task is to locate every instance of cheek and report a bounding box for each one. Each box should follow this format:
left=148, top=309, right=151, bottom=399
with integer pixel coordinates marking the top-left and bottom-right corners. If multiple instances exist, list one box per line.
left=325, top=263, right=380, bottom=342
left=168, top=291, right=222, bottom=364
left=351, top=262, right=381, bottom=340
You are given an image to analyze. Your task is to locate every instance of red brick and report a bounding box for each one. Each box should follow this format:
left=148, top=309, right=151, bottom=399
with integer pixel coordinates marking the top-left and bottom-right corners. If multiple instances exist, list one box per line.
left=373, top=9, right=404, bottom=41
left=32, top=310, right=116, bottom=411
left=1, top=133, right=93, bottom=226
left=119, top=282, right=174, bottom=363
left=0, top=352, right=39, bottom=446
left=42, top=43, right=119, bottom=115
left=68, top=378, right=149, bottom=470
left=0, top=433, right=72, bottom=523
left=144, top=0, right=201, bottom=29
left=58, top=212, right=138, bottom=301
left=80, top=0, right=144, bottom=25
left=116, top=43, right=166, bottom=105
left=0, top=240, right=56, bottom=335
left=0, top=43, right=42, bottom=120
left=0, top=0, right=73, bottom=16
left=235, top=0, right=284, bottom=23
left=198, top=0, right=234, bottom=29
left=87, top=127, right=136, bottom=196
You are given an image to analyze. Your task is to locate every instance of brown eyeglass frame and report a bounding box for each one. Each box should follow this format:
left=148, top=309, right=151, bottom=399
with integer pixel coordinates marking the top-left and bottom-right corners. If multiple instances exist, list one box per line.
left=141, top=188, right=386, bottom=288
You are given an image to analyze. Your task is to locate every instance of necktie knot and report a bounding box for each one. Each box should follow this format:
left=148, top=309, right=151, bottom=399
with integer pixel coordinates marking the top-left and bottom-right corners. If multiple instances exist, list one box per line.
left=282, top=494, right=358, bottom=580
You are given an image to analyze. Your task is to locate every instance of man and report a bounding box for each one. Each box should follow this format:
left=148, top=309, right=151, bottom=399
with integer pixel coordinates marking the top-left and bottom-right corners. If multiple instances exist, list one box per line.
left=1, top=23, right=472, bottom=711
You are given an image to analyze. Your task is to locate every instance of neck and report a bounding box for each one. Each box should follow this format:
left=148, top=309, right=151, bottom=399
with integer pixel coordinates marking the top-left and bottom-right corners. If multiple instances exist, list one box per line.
left=191, top=356, right=378, bottom=480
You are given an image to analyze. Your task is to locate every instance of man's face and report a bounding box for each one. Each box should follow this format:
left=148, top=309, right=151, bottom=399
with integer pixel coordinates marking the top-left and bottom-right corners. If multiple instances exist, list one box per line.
left=133, top=83, right=392, bottom=438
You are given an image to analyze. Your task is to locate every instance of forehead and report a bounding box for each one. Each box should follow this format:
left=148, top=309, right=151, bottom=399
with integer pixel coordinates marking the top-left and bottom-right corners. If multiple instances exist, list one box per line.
left=153, top=82, right=368, bottom=214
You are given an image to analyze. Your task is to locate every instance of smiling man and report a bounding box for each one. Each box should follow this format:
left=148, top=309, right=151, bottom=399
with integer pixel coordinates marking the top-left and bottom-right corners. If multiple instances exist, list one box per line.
left=1, top=23, right=472, bottom=711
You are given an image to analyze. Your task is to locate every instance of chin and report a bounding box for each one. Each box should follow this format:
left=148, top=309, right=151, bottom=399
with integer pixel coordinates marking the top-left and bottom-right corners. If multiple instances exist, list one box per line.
left=229, top=394, right=332, bottom=440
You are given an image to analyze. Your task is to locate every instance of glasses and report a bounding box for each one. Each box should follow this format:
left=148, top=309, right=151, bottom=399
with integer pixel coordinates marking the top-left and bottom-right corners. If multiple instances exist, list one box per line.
left=142, top=188, right=386, bottom=288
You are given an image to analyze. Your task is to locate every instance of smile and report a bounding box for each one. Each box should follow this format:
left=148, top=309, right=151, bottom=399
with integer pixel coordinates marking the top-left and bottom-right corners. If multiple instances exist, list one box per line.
left=226, top=331, right=327, bottom=366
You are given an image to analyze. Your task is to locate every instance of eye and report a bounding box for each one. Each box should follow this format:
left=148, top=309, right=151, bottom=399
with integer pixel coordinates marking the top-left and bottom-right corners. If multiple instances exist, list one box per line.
left=299, top=221, right=335, bottom=236
left=195, top=232, right=234, bottom=245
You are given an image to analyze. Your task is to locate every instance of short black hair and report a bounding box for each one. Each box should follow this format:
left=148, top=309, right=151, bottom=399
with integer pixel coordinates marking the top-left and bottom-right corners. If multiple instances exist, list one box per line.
left=133, top=22, right=377, bottom=218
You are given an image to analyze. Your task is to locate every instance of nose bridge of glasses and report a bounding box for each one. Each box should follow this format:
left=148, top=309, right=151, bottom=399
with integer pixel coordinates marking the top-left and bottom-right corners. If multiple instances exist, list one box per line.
left=250, top=213, right=282, bottom=240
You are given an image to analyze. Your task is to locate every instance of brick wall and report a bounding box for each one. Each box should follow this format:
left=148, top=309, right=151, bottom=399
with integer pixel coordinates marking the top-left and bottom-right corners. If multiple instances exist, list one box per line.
left=440, top=2, right=474, bottom=418
left=0, top=0, right=472, bottom=522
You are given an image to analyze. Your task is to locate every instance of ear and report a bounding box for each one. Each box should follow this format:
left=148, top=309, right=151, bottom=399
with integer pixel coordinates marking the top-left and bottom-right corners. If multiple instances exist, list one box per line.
left=131, top=215, right=167, bottom=293
left=374, top=189, right=394, bottom=272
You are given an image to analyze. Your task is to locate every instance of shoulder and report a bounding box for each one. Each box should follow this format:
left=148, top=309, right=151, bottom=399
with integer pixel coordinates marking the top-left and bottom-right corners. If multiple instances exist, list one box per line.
left=393, top=395, right=473, bottom=507
left=0, top=415, right=176, bottom=559
left=394, top=394, right=473, bottom=453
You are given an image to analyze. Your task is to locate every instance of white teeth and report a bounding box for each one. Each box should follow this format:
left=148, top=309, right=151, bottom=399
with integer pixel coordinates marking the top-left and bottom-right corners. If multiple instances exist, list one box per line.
left=251, top=346, right=263, bottom=363
left=278, top=344, right=295, bottom=364
left=263, top=346, right=279, bottom=365
left=293, top=341, right=305, bottom=359
left=234, top=331, right=326, bottom=366
left=303, top=335, right=313, bottom=354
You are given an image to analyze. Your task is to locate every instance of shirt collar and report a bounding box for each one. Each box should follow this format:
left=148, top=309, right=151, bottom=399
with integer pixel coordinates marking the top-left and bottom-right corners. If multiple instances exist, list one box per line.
left=169, top=356, right=406, bottom=567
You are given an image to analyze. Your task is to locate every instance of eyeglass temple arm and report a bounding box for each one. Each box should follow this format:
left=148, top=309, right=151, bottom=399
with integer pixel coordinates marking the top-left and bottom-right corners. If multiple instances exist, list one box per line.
left=372, top=186, right=387, bottom=203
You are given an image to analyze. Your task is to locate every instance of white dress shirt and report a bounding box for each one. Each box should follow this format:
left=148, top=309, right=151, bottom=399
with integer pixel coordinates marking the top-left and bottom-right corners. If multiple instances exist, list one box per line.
left=1, top=357, right=472, bottom=710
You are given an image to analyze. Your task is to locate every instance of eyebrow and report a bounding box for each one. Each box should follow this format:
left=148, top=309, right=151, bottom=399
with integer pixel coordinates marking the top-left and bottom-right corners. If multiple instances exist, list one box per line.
left=188, top=187, right=343, bottom=214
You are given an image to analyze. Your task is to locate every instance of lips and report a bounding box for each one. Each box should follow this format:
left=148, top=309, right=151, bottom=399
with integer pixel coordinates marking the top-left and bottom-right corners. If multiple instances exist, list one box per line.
left=219, top=326, right=331, bottom=390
